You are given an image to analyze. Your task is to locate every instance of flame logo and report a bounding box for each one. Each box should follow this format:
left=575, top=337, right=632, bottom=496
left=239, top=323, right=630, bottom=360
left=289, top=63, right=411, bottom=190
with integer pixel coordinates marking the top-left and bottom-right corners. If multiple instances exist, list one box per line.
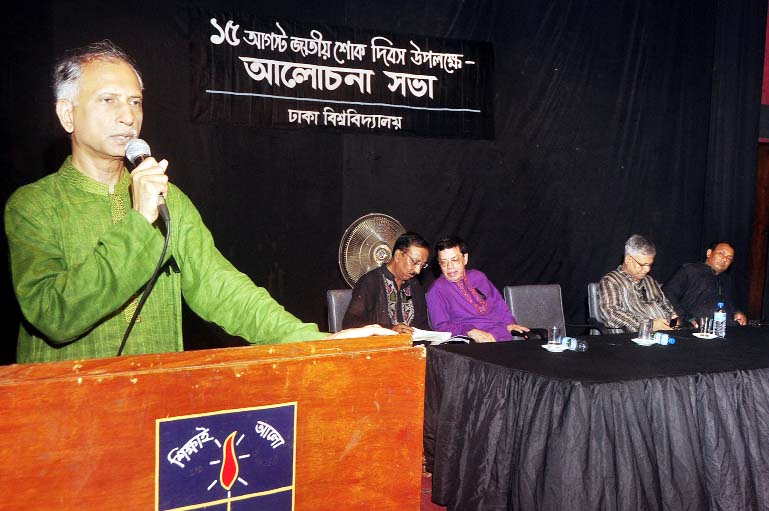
left=219, top=431, right=239, bottom=491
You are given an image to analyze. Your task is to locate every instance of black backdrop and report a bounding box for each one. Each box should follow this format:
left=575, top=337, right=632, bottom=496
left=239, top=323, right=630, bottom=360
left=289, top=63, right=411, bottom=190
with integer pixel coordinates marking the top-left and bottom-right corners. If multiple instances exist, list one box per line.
left=1, top=0, right=765, bottom=364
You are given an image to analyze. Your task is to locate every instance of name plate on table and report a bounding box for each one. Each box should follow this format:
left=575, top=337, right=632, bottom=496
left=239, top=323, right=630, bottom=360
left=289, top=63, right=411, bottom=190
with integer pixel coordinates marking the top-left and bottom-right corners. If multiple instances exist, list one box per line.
left=156, top=402, right=296, bottom=511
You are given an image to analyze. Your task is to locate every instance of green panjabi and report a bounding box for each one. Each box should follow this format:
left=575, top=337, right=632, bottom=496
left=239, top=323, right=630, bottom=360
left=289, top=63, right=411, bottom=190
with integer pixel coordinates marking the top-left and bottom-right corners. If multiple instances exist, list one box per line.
left=5, top=157, right=326, bottom=363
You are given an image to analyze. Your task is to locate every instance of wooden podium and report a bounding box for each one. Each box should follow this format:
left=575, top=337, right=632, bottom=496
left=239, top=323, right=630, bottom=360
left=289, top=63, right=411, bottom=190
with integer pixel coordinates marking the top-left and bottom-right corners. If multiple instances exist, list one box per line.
left=0, top=335, right=425, bottom=510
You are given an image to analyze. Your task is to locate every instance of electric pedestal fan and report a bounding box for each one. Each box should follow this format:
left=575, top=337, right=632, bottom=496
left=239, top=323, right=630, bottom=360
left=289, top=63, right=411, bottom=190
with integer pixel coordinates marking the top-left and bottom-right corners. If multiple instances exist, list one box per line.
left=338, top=213, right=405, bottom=287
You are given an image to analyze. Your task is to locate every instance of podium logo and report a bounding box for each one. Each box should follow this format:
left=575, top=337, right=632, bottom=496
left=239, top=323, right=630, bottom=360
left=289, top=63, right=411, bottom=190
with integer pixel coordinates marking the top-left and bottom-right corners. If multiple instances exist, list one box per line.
left=156, top=403, right=296, bottom=511
left=220, top=431, right=240, bottom=491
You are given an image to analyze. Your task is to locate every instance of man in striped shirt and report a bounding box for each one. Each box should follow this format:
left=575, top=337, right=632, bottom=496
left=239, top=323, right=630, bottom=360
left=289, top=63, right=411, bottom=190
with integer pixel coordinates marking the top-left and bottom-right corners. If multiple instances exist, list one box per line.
left=598, top=234, right=677, bottom=333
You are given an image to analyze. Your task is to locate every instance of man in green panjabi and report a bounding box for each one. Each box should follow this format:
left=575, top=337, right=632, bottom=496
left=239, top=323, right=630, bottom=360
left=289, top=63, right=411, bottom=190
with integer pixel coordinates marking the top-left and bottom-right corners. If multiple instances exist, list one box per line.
left=4, top=40, right=392, bottom=363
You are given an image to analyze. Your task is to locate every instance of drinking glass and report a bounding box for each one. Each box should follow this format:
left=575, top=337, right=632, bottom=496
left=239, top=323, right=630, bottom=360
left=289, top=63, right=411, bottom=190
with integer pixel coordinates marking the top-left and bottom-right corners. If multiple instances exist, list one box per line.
left=638, top=319, right=653, bottom=340
left=549, top=326, right=562, bottom=345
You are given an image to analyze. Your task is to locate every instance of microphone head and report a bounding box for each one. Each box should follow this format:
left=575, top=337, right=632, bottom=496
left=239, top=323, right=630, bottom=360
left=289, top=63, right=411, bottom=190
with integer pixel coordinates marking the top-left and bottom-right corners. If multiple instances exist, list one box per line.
left=125, top=138, right=151, bottom=165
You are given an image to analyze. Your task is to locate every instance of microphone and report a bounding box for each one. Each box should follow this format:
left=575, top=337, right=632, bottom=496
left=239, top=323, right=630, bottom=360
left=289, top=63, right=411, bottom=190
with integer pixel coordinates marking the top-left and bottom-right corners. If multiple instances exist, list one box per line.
left=125, top=138, right=170, bottom=223
left=125, top=137, right=151, bottom=166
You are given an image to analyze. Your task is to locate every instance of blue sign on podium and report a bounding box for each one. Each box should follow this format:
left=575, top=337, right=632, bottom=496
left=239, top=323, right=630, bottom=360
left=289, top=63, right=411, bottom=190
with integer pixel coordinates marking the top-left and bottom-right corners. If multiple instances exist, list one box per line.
left=156, top=402, right=296, bottom=511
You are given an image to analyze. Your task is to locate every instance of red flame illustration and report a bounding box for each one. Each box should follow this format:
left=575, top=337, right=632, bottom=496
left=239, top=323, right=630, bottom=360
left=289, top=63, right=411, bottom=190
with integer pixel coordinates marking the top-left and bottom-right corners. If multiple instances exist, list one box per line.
left=220, top=431, right=239, bottom=491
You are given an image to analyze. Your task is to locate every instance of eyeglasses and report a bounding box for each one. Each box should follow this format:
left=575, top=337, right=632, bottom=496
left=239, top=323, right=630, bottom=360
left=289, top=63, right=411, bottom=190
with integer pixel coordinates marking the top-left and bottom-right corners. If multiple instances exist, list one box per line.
left=438, top=256, right=463, bottom=268
left=628, top=254, right=653, bottom=269
left=401, top=251, right=428, bottom=270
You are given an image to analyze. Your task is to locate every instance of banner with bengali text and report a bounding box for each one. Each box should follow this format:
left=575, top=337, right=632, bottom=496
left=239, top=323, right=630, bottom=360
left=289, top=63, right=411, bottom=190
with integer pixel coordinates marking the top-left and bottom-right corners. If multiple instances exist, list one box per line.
left=190, top=10, right=495, bottom=139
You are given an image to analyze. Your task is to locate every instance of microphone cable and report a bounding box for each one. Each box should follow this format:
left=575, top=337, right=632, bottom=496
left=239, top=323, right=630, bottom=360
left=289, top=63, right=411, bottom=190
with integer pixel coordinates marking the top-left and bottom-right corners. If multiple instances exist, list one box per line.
left=116, top=203, right=171, bottom=357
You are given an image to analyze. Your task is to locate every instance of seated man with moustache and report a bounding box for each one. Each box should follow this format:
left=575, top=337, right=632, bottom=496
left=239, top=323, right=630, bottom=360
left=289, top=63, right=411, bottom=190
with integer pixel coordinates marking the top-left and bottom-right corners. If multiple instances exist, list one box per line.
left=426, top=235, right=529, bottom=343
left=342, top=232, right=431, bottom=335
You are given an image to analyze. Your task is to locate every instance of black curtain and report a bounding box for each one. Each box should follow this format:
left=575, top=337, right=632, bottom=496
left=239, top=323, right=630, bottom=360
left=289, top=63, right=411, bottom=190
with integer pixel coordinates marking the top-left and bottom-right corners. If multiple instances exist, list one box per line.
left=0, top=0, right=764, bottom=363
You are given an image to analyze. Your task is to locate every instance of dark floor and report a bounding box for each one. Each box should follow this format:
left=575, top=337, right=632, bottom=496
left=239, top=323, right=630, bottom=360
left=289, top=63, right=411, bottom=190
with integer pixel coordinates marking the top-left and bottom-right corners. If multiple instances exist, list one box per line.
left=421, top=471, right=447, bottom=511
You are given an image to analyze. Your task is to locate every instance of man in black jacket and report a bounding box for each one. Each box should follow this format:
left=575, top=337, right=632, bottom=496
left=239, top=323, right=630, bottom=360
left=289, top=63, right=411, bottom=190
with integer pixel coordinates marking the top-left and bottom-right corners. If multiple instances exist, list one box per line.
left=664, top=242, right=747, bottom=326
left=342, top=232, right=430, bottom=335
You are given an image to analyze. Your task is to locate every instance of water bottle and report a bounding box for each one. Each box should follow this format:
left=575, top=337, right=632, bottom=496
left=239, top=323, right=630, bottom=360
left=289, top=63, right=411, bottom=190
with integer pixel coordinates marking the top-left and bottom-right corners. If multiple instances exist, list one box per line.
left=713, top=302, right=727, bottom=338
left=561, top=336, right=588, bottom=352
left=652, top=332, right=676, bottom=345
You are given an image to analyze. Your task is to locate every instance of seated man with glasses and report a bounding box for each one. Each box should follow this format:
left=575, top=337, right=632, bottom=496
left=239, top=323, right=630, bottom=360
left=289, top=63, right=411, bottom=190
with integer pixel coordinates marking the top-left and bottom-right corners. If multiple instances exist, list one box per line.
left=343, top=232, right=431, bottom=335
left=598, top=234, right=677, bottom=333
left=426, top=235, right=530, bottom=343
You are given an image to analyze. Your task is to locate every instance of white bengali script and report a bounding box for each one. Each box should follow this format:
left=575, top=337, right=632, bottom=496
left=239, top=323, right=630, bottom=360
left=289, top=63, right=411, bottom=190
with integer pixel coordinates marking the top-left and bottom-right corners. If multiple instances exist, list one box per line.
left=210, top=18, right=243, bottom=46
left=239, top=57, right=374, bottom=94
left=210, top=19, right=466, bottom=72
left=289, top=29, right=331, bottom=60
left=333, top=40, right=368, bottom=65
left=243, top=22, right=289, bottom=52
left=382, top=71, right=438, bottom=99
left=255, top=421, right=286, bottom=449
left=167, top=427, right=214, bottom=468
left=409, top=41, right=464, bottom=73
left=288, top=107, right=402, bottom=130
left=370, top=37, right=407, bottom=67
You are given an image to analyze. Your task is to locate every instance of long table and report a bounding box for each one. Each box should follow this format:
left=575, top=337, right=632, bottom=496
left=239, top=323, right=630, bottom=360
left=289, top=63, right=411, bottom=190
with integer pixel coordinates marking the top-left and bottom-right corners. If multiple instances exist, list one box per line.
left=423, top=327, right=769, bottom=511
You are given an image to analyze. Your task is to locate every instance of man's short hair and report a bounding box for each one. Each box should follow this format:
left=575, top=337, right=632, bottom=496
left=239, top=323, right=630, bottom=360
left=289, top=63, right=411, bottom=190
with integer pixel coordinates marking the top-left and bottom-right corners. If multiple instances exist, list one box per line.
left=624, top=234, right=656, bottom=257
left=435, top=235, right=468, bottom=255
left=708, top=241, right=733, bottom=251
left=53, top=39, right=143, bottom=103
left=392, top=232, right=429, bottom=253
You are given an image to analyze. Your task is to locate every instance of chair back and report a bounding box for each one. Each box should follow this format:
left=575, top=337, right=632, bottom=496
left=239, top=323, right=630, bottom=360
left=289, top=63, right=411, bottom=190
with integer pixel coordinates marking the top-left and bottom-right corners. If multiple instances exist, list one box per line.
left=503, top=284, right=566, bottom=334
left=326, top=289, right=353, bottom=333
left=587, top=282, right=623, bottom=334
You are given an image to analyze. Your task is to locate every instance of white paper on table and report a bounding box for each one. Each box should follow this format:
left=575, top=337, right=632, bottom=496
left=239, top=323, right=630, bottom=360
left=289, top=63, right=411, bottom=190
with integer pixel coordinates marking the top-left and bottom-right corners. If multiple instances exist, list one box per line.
left=411, top=328, right=455, bottom=344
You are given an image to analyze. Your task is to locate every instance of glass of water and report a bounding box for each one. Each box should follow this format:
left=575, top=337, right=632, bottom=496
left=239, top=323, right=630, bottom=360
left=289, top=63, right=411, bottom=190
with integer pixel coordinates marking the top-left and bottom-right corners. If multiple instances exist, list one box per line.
left=699, top=317, right=711, bottom=335
left=638, top=318, right=653, bottom=340
left=549, top=325, right=562, bottom=345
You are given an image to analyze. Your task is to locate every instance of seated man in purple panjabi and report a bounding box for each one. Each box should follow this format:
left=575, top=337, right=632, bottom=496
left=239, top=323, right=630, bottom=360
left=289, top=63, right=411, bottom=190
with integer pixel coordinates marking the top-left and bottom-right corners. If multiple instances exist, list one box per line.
left=426, top=236, right=530, bottom=343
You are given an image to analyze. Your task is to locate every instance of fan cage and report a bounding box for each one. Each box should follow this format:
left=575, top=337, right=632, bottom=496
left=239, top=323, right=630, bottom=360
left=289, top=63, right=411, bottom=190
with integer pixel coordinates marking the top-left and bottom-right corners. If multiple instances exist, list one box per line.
left=338, top=213, right=405, bottom=287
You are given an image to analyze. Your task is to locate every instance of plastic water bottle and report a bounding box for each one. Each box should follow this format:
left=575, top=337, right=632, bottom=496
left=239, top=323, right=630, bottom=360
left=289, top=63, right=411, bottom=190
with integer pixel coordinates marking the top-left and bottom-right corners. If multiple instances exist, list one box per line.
left=653, top=332, right=676, bottom=345
left=713, top=302, right=727, bottom=338
left=561, top=336, right=588, bottom=352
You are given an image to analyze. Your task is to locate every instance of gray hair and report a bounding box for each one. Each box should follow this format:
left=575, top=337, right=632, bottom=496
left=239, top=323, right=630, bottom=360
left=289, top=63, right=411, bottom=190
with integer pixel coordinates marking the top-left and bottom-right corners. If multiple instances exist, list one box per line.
left=624, top=234, right=656, bottom=257
left=53, top=39, right=143, bottom=103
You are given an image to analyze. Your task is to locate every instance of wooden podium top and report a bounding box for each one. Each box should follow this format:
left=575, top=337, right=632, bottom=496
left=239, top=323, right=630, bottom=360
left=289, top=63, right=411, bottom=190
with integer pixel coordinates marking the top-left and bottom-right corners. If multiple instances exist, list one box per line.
left=0, top=335, right=426, bottom=511
left=0, top=334, right=419, bottom=381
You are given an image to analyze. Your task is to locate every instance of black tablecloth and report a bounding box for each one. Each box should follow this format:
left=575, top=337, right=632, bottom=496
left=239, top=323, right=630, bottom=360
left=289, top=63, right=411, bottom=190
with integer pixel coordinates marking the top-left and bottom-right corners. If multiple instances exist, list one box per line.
left=423, top=327, right=769, bottom=511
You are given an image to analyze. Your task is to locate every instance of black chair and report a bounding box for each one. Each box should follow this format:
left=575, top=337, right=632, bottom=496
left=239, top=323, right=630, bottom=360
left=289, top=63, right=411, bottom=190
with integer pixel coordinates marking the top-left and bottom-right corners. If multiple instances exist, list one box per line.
left=326, top=289, right=353, bottom=333
left=587, top=282, right=623, bottom=335
left=503, top=284, right=566, bottom=336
